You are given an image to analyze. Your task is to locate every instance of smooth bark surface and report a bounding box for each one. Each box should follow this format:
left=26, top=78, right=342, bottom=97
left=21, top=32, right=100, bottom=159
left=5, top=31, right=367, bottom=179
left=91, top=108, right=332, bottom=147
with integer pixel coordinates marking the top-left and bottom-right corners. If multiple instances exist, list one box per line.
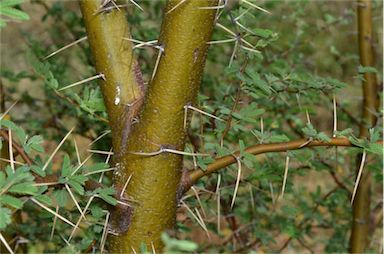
left=107, top=0, right=218, bottom=252
left=349, top=0, right=379, bottom=252
left=186, top=138, right=362, bottom=189
left=80, top=0, right=145, bottom=157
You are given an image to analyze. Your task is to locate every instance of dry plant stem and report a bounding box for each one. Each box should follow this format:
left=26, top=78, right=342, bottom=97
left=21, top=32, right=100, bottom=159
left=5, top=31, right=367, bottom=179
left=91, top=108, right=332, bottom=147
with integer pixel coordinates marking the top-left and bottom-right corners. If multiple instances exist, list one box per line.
left=186, top=138, right=369, bottom=189
left=109, top=0, right=218, bottom=251
left=80, top=0, right=145, bottom=157
left=350, top=0, right=379, bottom=252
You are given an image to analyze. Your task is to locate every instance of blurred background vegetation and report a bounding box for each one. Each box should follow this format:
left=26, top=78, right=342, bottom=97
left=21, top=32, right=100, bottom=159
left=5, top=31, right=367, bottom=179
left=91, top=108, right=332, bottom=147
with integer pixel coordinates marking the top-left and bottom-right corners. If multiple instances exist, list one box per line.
left=0, top=0, right=382, bottom=253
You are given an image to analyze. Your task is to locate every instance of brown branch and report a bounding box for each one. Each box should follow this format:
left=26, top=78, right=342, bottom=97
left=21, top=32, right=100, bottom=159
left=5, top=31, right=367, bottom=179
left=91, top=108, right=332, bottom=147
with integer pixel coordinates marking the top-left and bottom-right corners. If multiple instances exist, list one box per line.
left=0, top=129, right=33, bottom=166
left=184, top=137, right=381, bottom=190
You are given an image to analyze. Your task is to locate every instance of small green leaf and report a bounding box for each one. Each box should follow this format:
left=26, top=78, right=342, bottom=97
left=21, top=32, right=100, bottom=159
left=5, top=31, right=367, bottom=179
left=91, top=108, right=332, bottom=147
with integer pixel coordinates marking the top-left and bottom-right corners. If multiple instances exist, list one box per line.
left=53, top=189, right=69, bottom=207
left=358, top=65, right=377, bottom=74
left=61, top=154, right=72, bottom=177
left=0, top=0, right=25, bottom=8
left=68, top=179, right=84, bottom=195
left=35, top=195, right=52, bottom=206
left=0, top=194, right=24, bottom=209
left=0, top=206, right=12, bottom=230
left=1, top=7, right=29, bottom=20
left=8, top=182, right=38, bottom=195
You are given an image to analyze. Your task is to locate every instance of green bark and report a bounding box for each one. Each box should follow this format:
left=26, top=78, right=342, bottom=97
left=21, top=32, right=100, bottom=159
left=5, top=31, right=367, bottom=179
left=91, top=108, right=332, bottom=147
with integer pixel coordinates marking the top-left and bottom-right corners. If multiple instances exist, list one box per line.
left=349, top=0, right=379, bottom=252
left=80, top=0, right=145, bottom=156
left=108, top=0, right=218, bottom=252
left=81, top=0, right=218, bottom=251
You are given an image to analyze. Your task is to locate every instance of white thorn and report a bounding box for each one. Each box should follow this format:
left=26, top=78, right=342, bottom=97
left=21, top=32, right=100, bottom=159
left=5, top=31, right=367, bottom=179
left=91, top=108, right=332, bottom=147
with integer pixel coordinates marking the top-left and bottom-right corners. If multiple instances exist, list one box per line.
left=351, top=151, right=367, bottom=204
left=280, top=155, right=290, bottom=199
left=57, top=73, right=105, bottom=91
left=44, top=36, right=87, bottom=60
left=42, top=127, right=74, bottom=171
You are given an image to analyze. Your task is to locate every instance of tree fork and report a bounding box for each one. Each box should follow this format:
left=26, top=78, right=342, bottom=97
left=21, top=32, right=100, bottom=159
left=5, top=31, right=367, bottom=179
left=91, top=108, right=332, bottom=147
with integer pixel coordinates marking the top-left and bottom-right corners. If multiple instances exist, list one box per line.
left=88, top=0, right=219, bottom=252
left=349, top=0, right=379, bottom=252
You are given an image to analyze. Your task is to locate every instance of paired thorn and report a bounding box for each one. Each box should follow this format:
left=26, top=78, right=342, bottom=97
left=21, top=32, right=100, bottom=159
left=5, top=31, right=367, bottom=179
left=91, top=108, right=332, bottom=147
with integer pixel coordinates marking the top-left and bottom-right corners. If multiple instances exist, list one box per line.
left=351, top=151, right=367, bottom=204
left=0, top=100, right=18, bottom=120
left=305, top=109, right=311, bottom=125
left=280, top=155, right=290, bottom=199
left=100, top=211, right=110, bottom=254
left=151, top=242, right=156, bottom=254
left=0, top=158, right=24, bottom=166
left=83, top=167, right=116, bottom=176
left=216, top=23, right=255, bottom=49
left=333, top=95, right=337, bottom=137
left=184, top=104, right=224, bottom=129
left=198, top=0, right=226, bottom=10
left=120, top=173, right=133, bottom=199
left=0, top=232, right=14, bottom=254
left=88, top=149, right=114, bottom=155
left=88, top=130, right=111, bottom=147
left=230, top=156, right=242, bottom=210
left=8, top=129, right=15, bottom=172
left=229, top=39, right=239, bottom=67
left=99, top=148, right=113, bottom=183
left=123, top=38, right=158, bottom=49
left=68, top=195, right=95, bottom=242
left=65, top=184, right=87, bottom=221
left=31, top=198, right=77, bottom=228
left=151, top=45, right=164, bottom=81
left=44, top=36, right=87, bottom=60
left=50, top=205, right=59, bottom=240
left=216, top=173, right=221, bottom=234
left=42, top=127, right=74, bottom=171
left=191, top=186, right=206, bottom=218
left=128, top=0, right=143, bottom=11
left=181, top=200, right=210, bottom=238
left=73, top=137, right=81, bottom=166
left=57, top=73, right=105, bottom=91
left=129, top=144, right=209, bottom=157
left=299, top=137, right=313, bottom=148
left=166, top=0, right=188, bottom=14
left=241, top=0, right=271, bottom=14
left=71, top=154, right=92, bottom=176
left=207, top=37, right=237, bottom=45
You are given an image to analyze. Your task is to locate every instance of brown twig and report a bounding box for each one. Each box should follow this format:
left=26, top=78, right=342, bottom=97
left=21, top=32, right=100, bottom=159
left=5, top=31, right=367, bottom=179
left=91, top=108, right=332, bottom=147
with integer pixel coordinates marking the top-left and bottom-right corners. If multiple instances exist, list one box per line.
left=0, top=129, right=33, bottom=166
left=185, top=137, right=381, bottom=190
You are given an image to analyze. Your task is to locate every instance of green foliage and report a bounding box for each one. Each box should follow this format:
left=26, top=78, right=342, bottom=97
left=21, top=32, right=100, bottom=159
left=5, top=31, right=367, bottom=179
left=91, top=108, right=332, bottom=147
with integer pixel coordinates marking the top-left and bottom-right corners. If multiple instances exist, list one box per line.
left=161, top=233, right=198, bottom=253
left=0, top=0, right=29, bottom=28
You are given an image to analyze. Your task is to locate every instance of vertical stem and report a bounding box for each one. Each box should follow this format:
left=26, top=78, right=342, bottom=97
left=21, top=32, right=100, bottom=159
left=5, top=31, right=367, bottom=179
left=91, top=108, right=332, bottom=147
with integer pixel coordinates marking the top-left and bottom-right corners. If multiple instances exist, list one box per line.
left=109, top=0, right=218, bottom=252
left=80, top=0, right=145, bottom=156
left=350, top=0, right=379, bottom=252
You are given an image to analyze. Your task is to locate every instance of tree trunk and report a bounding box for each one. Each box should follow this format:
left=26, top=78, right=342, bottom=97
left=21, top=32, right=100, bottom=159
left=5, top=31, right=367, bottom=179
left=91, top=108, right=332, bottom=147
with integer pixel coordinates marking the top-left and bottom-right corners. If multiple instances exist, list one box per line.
left=81, top=0, right=218, bottom=252
left=349, top=0, right=379, bottom=252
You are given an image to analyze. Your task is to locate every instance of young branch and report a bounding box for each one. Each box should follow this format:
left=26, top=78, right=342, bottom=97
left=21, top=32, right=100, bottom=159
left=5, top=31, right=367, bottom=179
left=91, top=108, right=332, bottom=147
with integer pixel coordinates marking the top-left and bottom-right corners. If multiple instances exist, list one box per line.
left=80, top=0, right=145, bottom=156
left=184, top=137, right=378, bottom=190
